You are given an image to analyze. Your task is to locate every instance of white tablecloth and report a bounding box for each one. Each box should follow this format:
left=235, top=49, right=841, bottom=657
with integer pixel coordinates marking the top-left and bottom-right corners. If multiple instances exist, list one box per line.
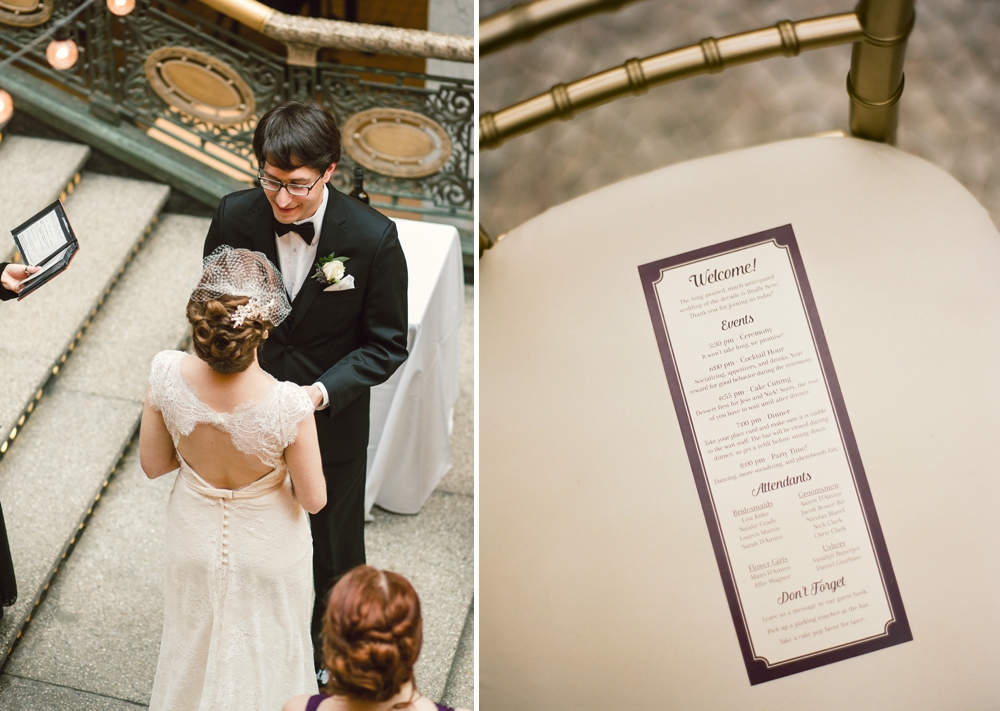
left=364, top=218, right=464, bottom=515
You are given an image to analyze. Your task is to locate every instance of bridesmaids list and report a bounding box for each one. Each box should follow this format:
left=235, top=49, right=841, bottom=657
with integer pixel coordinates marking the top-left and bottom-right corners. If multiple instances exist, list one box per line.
left=639, top=225, right=911, bottom=684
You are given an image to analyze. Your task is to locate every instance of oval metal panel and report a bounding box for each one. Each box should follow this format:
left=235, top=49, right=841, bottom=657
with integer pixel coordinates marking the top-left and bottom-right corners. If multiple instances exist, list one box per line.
left=0, top=0, right=50, bottom=27
left=160, top=62, right=242, bottom=109
left=144, top=47, right=255, bottom=127
left=0, top=0, right=39, bottom=10
left=342, top=109, right=452, bottom=179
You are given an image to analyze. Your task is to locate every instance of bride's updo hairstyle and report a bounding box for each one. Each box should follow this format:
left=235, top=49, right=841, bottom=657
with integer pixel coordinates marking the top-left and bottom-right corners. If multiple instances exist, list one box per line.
left=187, top=296, right=269, bottom=374
left=188, top=246, right=292, bottom=375
left=321, top=566, right=423, bottom=702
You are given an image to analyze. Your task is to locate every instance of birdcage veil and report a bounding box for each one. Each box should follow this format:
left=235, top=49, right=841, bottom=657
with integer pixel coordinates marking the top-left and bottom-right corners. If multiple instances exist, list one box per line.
left=191, top=246, right=292, bottom=327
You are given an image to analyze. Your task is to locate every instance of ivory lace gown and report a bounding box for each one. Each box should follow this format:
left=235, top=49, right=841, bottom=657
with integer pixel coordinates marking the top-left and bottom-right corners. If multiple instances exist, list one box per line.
left=147, top=350, right=320, bottom=711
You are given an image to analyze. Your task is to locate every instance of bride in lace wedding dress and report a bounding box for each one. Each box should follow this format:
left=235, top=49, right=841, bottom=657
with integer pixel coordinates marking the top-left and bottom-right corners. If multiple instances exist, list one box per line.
left=140, top=247, right=327, bottom=711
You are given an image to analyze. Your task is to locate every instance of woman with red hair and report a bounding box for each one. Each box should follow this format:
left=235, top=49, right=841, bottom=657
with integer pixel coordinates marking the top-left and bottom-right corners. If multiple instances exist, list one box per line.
left=283, top=566, right=469, bottom=711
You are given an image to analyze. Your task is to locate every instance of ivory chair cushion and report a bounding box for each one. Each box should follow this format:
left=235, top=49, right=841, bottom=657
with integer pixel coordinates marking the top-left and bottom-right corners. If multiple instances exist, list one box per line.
left=480, top=136, right=1000, bottom=710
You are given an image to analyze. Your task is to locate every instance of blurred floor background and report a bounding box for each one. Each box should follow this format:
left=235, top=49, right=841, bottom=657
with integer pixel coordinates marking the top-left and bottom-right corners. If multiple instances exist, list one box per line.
left=479, top=0, right=1000, bottom=236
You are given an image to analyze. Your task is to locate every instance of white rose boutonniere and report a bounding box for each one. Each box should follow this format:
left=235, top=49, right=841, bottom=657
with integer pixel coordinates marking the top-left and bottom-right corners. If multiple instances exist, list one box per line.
left=313, top=252, right=350, bottom=285
left=322, top=259, right=345, bottom=283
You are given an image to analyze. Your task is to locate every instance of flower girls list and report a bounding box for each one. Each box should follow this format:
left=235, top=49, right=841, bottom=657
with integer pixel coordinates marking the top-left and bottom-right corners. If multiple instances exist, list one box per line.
left=639, top=225, right=910, bottom=684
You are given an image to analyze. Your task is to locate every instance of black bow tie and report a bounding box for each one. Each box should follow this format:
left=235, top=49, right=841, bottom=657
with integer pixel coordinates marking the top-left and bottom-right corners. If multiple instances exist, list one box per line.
left=273, top=218, right=315, bottom=245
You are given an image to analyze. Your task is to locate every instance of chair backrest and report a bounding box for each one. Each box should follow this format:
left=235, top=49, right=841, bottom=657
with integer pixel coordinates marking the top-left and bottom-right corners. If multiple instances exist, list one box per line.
left=478, top=0, right=915, bottom=252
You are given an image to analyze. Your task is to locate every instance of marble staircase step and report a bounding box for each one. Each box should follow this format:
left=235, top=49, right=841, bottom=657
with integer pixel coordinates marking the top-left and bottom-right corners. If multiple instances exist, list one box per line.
left=0, top=135, right=90, bottom=263
left=441, top=599, right=474, bottom=709
left=0, top=213, right=206, bottom=667
left=0, top=173, right=169, bottom=469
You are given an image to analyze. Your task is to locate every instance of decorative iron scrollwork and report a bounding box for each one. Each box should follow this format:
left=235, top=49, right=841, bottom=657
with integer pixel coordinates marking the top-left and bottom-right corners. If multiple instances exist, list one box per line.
left=0, top=0, right=472, bottom=217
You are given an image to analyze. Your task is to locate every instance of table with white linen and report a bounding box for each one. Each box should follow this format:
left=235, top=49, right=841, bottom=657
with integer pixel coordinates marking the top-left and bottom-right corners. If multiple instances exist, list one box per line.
left=364, top=217, right=464, bottom=516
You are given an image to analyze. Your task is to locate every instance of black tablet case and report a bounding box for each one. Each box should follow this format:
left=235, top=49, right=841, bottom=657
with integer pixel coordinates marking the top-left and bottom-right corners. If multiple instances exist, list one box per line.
left=11, top=199, right=80, bottom=300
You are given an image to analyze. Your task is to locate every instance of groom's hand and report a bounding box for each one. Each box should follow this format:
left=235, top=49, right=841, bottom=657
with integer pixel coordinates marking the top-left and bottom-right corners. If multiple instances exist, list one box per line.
left=301, top=384, right=325, bottom=409
left=2, top=263, right=40, bottom=294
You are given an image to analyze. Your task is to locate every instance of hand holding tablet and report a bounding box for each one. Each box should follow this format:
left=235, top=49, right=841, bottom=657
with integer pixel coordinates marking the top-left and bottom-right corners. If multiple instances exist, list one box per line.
left=10, top=199, right=80, bottom=300
left=1, top=263, right=41, bottom=296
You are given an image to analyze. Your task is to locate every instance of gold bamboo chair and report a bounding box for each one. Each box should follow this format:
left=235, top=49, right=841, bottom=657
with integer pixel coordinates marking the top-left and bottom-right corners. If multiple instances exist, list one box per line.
left=479, top=2, right=1000, bottom=708
left=479, top=0, right=913, bottom=251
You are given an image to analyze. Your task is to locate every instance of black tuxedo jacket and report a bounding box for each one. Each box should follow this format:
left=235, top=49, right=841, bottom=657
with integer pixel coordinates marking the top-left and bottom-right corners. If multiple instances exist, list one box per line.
left=203, top=186, right=409, bottom=463
left=0, top=263, right=16, bottom=301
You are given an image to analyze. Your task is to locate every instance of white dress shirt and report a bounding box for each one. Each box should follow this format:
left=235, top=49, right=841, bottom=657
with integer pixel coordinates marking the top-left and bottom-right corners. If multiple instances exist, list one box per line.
left=275, top=184, right=329, bottom=301
left=274, top=185, right=331, bottom=409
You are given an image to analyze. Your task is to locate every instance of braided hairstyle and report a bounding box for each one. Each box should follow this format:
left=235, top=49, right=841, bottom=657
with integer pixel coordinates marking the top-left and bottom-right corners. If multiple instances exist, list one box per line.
left=322, top=566, right=423, bottom=702
left=186, top=295, right=270, bottom=374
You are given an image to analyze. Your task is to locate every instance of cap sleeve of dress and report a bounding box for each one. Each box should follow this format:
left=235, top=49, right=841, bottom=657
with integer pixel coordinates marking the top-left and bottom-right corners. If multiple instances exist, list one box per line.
left=278, top=382, right=316, bottom=450
left=148, top=350, right=184, bottom=412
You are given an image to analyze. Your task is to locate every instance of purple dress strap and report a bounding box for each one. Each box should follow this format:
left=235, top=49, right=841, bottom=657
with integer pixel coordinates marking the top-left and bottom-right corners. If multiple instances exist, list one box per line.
left=305, top=693, right=452, bottom=711
left=305, top=694, right=329, bottom=711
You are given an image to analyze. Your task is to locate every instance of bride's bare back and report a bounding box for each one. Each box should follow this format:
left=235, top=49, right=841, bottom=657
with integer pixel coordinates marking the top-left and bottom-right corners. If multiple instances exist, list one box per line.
left=176, top=355, right=276, bottom=489
left=140, top=350, right=326, bottom=514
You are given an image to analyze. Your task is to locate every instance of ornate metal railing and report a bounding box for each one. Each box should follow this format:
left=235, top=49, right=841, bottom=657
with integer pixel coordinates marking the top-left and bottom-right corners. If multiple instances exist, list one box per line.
left=197, top=0, right=473, bottom=65
left=0, top=0, right=473, bottom=220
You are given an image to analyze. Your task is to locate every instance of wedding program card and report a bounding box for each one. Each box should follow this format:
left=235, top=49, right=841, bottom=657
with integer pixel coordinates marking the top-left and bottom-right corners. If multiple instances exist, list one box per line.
left=639, top=225, right=910, bottom=685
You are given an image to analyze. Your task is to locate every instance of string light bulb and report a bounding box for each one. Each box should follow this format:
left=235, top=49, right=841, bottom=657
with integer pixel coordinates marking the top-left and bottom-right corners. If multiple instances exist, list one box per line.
left=46, top=27, right=79, bottom=71
left=0, top=90, right=13, bottom=127
left=106, top=0, right=135, bottom=16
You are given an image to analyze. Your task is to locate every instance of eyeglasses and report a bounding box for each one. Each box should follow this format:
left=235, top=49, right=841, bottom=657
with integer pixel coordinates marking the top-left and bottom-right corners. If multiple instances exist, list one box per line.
left=258, top=171, right=324, bottom=197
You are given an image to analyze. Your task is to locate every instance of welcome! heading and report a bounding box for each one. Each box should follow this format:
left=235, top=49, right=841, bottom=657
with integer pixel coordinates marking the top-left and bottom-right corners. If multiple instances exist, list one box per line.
left=689, top=259, right=757, bottom=287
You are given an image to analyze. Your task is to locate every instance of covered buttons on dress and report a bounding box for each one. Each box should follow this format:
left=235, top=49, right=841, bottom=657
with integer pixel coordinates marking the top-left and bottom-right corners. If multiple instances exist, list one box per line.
left=221, top=499, right=230, bottom=566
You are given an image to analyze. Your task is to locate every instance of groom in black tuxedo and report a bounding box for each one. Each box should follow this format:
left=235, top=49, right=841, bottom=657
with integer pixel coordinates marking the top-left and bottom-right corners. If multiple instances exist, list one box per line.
left=203, top=102, right=408, bottom=657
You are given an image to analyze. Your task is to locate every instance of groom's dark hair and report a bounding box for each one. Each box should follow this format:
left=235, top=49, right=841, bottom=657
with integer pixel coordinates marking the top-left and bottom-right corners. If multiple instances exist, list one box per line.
left=253, top=101, right=342, bottom=174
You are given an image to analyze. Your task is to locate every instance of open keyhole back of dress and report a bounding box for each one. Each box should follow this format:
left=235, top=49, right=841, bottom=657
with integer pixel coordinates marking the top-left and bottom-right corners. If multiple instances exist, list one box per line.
left=174, top=355, right=284, bottom=490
